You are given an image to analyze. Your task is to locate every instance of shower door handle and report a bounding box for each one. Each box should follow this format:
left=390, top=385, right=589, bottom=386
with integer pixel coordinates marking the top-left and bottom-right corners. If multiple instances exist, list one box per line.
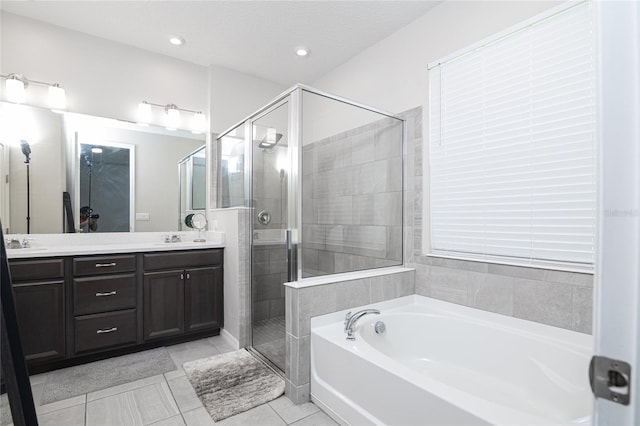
left=286, top=230, right=297, bottom=283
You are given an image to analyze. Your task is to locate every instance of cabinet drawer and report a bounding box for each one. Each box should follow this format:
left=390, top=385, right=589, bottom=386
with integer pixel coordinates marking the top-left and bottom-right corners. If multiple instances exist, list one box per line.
left=74, top=309, right=136, bottom=353
left=9, top=258, right=64, bottom=281
left=74, top=274, right=136, bottom=315
left=143, top=249, right=222, bottom=271
left=74, top=255, right=136, bottom=276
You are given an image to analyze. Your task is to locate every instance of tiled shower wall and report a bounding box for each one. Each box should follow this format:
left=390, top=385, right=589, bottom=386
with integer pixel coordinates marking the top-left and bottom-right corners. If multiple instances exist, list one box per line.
left=402, top=106, right=594, bottom=334
left=301, top=117, right=403, bottom=277
left=252, top=244, right=287, bottom=322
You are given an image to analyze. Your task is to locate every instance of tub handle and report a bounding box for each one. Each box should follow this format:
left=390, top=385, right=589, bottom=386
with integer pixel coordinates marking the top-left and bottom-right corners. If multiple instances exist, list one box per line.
left=343, top=311, right=352, bottom=331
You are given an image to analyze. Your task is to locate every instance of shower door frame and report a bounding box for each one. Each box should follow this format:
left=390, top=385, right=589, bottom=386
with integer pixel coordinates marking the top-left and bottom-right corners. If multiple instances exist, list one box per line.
left=217, top=84, right=405, bottom=371
left=245, top=94, right=298, bottom=373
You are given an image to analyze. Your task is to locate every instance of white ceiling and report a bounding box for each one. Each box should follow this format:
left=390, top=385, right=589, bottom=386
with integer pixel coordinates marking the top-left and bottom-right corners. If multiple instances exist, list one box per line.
left=1, top=1, right=440, bottom=86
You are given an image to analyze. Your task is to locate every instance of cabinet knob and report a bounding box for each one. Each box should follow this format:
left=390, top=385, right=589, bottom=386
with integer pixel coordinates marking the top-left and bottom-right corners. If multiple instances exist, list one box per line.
left=181, top=273, right=184, bottom=280
left=186, top=273, right=190, bottom=279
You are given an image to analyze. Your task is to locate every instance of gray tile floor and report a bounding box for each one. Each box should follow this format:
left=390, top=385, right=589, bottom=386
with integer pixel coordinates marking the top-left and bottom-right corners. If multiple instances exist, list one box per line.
left=3, top=336, right=337, bottom=426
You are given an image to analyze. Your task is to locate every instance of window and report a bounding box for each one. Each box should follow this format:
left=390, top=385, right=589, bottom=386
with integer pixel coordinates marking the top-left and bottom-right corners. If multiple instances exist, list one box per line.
left=428, top=1, right=596, bottom=269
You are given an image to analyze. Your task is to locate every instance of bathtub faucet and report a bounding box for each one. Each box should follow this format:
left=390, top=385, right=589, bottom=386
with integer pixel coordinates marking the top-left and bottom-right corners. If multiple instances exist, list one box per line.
left=344, top=309, right=380, bottom=341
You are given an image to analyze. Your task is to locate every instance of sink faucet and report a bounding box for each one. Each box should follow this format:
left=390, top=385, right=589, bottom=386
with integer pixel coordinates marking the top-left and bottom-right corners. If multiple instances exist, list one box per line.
left=344, top=309, right=380, bottom=341
left=6, top=238, right=22, bottom=249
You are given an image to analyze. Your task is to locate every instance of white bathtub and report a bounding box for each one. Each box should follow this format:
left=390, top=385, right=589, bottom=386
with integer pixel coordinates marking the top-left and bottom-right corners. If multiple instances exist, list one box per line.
left=310, top=295, right=593, bottom=426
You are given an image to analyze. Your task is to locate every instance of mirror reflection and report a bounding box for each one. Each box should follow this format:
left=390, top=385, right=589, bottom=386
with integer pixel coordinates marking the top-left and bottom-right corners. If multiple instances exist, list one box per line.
left=179, top=145, right=206, bottom=231
left=79, top=143, right=133, bottom=232
left=0, top=102, right=205, bottom=234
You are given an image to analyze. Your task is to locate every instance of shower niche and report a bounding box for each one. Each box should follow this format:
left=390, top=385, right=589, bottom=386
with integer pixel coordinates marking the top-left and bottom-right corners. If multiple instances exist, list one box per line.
left=216, top=85, right=404, bottom=371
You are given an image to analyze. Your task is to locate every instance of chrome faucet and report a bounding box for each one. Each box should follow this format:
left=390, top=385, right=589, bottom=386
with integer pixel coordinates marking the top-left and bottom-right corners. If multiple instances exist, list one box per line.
left=6, top=238, right=22, bottom=249
left=344, top=309, right=380, bottom=341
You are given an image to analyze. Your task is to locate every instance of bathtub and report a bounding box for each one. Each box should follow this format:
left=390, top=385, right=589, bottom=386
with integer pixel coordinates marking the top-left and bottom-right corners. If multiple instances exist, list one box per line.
left=310, top=295, right=593, bottom=426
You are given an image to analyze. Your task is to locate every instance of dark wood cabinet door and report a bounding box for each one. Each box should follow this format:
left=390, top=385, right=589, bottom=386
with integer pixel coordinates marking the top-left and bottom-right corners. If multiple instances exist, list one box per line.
left=185, top=266, right=223, bottom=333
left=143, top=270, right=184, bottom=340
left=12, top=280, right=65, bottom=363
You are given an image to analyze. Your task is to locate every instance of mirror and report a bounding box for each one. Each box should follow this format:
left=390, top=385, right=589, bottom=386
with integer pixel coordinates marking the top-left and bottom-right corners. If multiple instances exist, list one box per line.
left=178, top=145, right=206, bottom=231
left=184, top=212, right=207, bottom=242
left=0, top=102, right=206, bottom=233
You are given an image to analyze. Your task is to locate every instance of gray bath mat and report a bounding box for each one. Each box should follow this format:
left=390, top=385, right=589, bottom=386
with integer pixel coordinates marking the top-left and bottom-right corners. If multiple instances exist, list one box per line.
left=40, top=347, right=176, bottom=405
left=184, top=349, right=285, bottom=421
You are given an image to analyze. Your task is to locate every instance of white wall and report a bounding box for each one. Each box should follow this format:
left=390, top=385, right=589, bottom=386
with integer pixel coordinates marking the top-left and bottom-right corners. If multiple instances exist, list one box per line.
left=1, top=12, right=208, bottom=128
left=209, top=64, right=286, bottom=135
left=312, top=1, right=561, bottom=114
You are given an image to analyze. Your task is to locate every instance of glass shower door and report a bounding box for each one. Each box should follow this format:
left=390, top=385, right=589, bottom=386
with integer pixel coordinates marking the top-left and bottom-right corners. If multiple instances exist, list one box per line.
left=250, top=100, right=290, bottom=371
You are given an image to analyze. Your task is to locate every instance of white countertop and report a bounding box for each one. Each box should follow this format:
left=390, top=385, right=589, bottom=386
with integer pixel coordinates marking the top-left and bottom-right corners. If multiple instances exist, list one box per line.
left=5, top=231, right=225, bottom=259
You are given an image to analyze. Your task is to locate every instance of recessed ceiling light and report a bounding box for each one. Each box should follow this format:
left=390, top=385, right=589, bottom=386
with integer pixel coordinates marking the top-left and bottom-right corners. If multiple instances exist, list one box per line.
left=296, top=48, right=309, bottom=57
left=169, top=36, right=185, bottom=46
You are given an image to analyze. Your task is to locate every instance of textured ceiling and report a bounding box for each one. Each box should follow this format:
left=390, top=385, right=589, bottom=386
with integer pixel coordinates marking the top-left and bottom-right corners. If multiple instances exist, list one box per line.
left=1, top=1, right=440, bottom=86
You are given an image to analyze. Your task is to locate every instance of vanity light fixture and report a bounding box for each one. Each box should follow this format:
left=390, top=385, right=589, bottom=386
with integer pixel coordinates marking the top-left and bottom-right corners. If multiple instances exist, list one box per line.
left=165, top=104, right=180, bottom=130
left=1, top=73, right=67, bottom=111
left=191, top=112, right=206, bottom=134
left=137, top=101, right=152, bottom=126
left=137, top=100, right=205, bottom=133
left=169, top=36, right=185, bottom=46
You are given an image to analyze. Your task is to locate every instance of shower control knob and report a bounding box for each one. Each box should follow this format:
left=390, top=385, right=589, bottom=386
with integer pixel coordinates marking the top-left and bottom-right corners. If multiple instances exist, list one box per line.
left=374, top=321, right=386, bottom=335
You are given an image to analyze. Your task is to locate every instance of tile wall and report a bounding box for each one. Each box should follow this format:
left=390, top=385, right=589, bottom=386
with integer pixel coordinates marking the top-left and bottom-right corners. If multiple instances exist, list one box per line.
left=301, top=117, right=403, bottom=277
left=284, top=269, right=415, bottom=404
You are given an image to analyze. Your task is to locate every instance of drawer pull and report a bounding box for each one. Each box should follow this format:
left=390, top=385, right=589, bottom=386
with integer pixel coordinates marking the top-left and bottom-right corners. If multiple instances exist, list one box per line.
left=95, top=262, right=117, bottom=268
left=95, top=291, right=117, bottom=297
left=96, top=327, right=118, bottom=334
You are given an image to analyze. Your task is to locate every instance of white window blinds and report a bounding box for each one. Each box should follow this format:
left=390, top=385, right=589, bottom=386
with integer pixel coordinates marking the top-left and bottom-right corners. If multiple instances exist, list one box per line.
left=428, top=1, right=597, bottom=268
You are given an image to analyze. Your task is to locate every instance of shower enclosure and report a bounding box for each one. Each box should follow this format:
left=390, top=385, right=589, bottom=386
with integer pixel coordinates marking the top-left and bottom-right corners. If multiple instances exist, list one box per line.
left=216, top=85, right=404, bottom=371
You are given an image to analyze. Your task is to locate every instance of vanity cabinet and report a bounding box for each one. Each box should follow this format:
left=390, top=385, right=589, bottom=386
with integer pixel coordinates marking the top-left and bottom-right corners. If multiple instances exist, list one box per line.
left=8, top=258, right=66, bottom=364
left=72, top=254, right=137, bottom=354
left=143, top=249, right=223, bottom=341
left=7, top=247, right=223, bottom=372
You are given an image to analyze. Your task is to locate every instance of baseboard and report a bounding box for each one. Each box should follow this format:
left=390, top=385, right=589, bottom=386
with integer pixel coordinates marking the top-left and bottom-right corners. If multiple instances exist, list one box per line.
left=220, top=328, right=239, bottom=349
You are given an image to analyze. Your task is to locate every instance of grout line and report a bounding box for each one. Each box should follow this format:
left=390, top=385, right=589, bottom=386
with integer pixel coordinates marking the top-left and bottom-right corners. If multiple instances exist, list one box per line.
left=267, top=403, right=288, bottom=425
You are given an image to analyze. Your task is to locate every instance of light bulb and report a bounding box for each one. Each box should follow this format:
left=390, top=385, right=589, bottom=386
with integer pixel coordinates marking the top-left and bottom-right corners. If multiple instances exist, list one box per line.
left=137, top=101, right=151, bottom=125
left=48, top=84, right=66, bottom=111
left=296, top=48, right=309, bottom=57
left=192, top=112, right=205, bottom=134
left=166, top=105, right=180, bottom=130
left=6, top=77, right=26, bottom=104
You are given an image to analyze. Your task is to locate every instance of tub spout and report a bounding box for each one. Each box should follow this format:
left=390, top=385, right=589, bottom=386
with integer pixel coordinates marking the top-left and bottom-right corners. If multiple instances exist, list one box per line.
left=344, top=309, right=380, bottom=341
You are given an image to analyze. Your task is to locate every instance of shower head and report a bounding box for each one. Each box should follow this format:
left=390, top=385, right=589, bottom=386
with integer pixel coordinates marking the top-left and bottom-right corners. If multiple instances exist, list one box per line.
left=258, top=133, right=283, bottom=149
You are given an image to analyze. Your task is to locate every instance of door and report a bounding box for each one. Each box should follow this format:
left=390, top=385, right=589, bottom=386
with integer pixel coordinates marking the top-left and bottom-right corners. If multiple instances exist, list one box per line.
left=12, top=280, right=65, bottom=363
left=250, top=99, right=292, bottom=371
left=185, top=266, right=223, bottom=333
left=143, top=270, right=184, bottom=340
left=593, top=1, right=640, bottom=423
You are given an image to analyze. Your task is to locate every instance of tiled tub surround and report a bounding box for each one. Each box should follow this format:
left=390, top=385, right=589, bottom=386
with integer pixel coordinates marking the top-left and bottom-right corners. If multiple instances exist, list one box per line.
left=400, top=106, right=594, bottom=335
left=284, top=267, right=415, bottom=404
left=310, top=296, right=593, bottom=425
left=301, top=116, right=403, bottom=277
